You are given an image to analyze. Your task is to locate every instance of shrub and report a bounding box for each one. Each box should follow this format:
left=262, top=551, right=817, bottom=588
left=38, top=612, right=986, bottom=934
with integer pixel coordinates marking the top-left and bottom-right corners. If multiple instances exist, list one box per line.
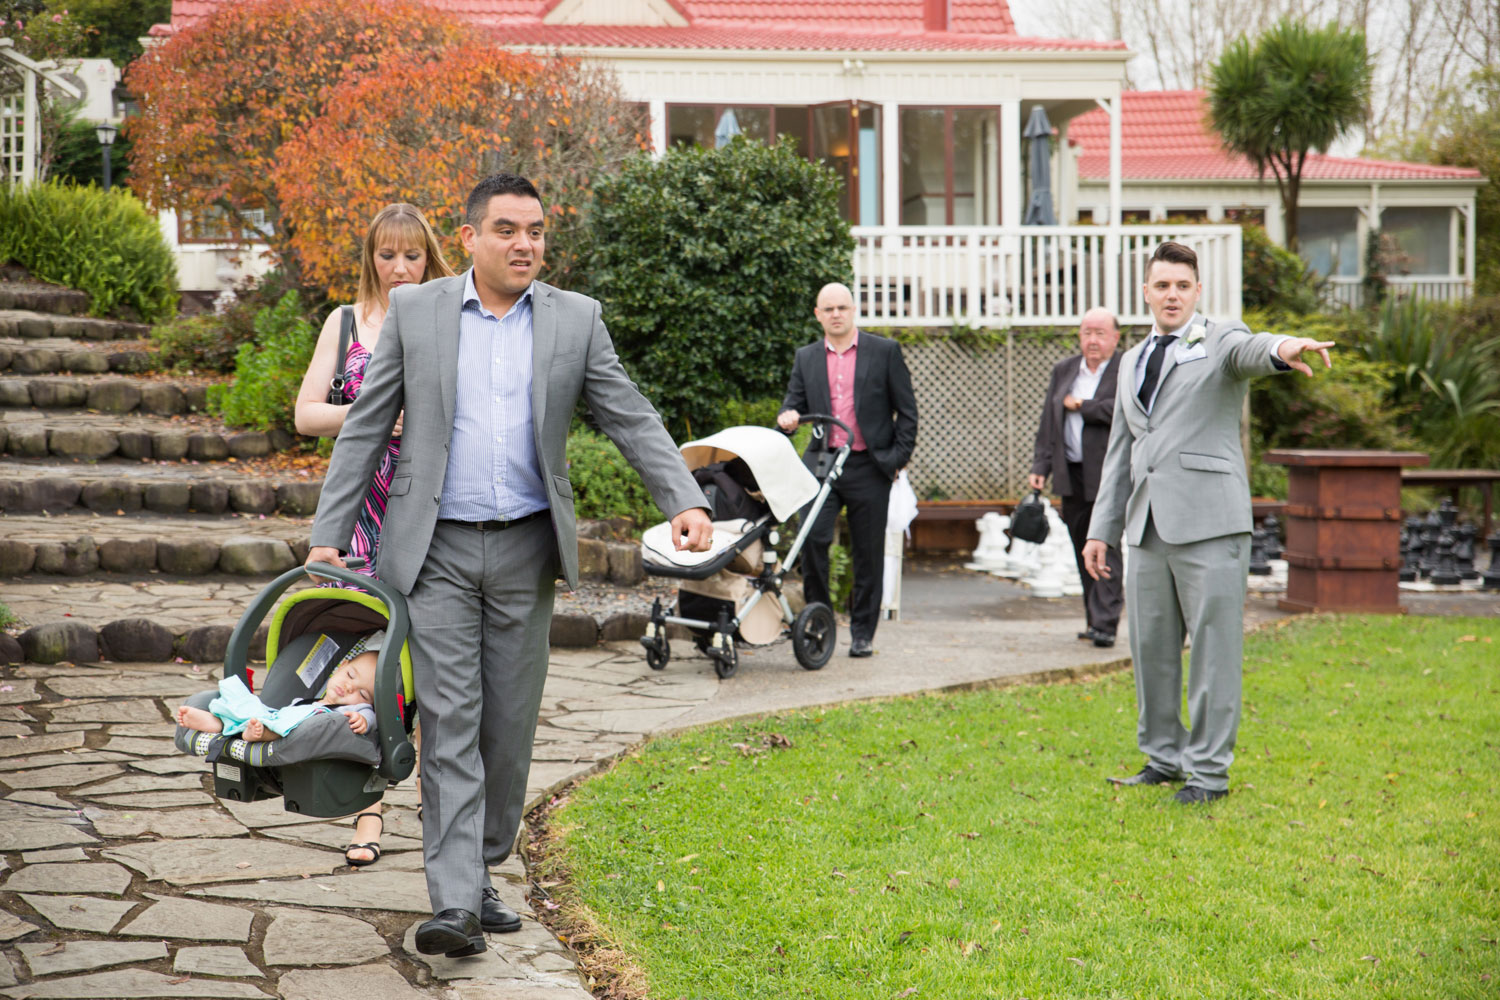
left=586, top=137, right=854, bottom=438
left=1358, top=297, right=1500, bottom=467
left=48, top=109, right=132, bottom=189
left=566, top=428, right=665, bottom=530
left=207, top=292, right=317, bottom=431
left=0, top=180, right=178, bottom=321
left=1240, top=222, right=1322, bottom=315
left=152, top=269, right=321, bottom=373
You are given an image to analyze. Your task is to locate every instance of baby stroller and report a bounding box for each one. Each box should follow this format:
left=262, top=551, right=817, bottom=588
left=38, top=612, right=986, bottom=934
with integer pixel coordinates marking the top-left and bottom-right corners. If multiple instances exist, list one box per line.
left=639, top=414, right=853, bottom=679
left=173, top=559, right=417, bottom=818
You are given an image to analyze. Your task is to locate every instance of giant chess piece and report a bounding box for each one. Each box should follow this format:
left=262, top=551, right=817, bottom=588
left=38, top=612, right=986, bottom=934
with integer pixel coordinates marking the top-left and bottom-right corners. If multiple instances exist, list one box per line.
left=1248, top=523, right=1272, bottom=575
left=1438, top=496, right=1459, bottom=529
left=1482, top=531, right=1500, bottom=591
left=1455, top=524, right=1479, bottom=581
left=1398, top=518, right=1419, bottom=583
left=965, top=513, right=1010, bottom=573
left=1025, top=536, right=1066, bottom=598
left=1418, top=511, right=1443, bottom=579
left=1429, top=528, right=1461, bottom=586
left=1261, top=513, right=1283, bottom=562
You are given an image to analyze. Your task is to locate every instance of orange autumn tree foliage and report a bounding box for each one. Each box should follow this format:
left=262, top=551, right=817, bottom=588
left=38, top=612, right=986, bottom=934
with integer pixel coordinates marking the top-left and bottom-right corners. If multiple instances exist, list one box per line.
left=276, top=44, right=648, bottom=300
left=124, top=0, right=470, bottom=287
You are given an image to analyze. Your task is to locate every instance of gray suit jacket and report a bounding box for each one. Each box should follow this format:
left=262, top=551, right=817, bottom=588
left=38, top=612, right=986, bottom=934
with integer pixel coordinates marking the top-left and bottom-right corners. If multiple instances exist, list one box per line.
left=309, top=276, right=704, bottom=593
left=1087, top=320, right=1284, bottom=549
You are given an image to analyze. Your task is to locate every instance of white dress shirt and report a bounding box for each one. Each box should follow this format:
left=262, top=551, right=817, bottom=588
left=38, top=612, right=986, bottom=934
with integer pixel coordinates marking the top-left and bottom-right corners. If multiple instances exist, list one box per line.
left=1064, top=356, right=1110, bottom=463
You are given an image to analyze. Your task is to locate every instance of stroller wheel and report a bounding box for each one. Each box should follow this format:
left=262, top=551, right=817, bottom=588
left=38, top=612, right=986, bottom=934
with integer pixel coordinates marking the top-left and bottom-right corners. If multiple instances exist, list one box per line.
left=792, top=602, right=837, bottom=670
left=644, top=637, right=671, bottom=671
left=712, top=641, right=739, bottom=680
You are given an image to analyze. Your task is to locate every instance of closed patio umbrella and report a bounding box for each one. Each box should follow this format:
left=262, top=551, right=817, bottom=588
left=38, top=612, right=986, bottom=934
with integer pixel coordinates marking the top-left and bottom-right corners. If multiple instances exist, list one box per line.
left=1023, top=105, right=1057, bottom=226
left=714, top=109, right=741, bottom=147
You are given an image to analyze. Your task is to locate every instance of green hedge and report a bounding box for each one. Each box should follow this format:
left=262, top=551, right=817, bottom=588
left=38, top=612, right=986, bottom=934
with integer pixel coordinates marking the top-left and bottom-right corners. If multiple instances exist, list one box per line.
left=207, top=292, right=316, bottom=431
left=0, top=180, right=177, bottom=322
left=586, top=138, right=853, bottom=438
left=566, top=428, right=666, bottom=530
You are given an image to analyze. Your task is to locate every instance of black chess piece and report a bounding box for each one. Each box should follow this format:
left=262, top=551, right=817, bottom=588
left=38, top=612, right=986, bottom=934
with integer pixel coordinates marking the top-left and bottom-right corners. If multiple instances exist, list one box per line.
left=1482, top=531, right=1500, bottom=591
left=1248, top=524, right=1271, bottom=576
left=1430, top=529, right=1461, bottom=586
left=1438, top=496, right=1459, bottom=529
left=1398, top=519, right=1418, bottom=583
left=1455, top=524, right=1479, bottom=581
left=1418, top=511, right=1443, bottom=579
left=1261, top=514, right=1283, bottom=561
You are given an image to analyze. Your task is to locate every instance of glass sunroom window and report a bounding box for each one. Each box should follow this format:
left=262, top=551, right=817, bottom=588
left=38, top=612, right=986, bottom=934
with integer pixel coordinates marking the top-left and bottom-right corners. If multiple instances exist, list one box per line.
left=1381, top=207, right=1450, bottom=274
left=900, top=107, right=999, bottom=226
left=1299, top=207, right=1360, bottom=277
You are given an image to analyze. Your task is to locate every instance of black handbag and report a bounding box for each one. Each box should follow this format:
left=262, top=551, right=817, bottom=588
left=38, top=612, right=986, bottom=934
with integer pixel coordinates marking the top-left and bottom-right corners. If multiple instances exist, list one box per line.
left=1009, top=489, right=1051, bottom=545
left=327, top=305, right=355, bottom=405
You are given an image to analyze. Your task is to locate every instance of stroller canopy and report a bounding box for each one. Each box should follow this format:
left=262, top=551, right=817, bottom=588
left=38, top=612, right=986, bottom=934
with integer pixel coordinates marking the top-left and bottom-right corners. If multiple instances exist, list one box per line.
left=679, top=426, right=819, bottom=522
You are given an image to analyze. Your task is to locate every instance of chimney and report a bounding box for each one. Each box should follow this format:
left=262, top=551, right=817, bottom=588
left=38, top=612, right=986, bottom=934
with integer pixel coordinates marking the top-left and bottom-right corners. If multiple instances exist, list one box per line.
left=923, top=0, right=948, bottom=31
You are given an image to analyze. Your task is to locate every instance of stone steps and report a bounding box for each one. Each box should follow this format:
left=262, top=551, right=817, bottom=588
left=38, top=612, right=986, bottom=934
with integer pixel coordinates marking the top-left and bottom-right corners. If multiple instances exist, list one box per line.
left=1, top=338, right=157, bottom=375
left=0, top=307, right=150, bottom=342
left=0, top=281, right=89, bottom=315
left=0, top=510, right=313, bottom=578
left=0, top=374, right=219, bottom=414
left=0, top=462, right=322, bottom=517
left=0, top=409, right=296, bottom=462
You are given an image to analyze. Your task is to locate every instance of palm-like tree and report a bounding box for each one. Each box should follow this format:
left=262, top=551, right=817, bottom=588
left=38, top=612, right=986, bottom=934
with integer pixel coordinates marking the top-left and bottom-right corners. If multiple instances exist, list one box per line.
left=1208, top=19, right=1371, bottom=253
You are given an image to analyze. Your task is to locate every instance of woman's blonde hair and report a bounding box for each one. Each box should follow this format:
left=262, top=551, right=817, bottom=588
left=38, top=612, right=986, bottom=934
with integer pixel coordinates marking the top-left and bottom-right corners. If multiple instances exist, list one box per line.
left=356, top=203, right=455, bottom=320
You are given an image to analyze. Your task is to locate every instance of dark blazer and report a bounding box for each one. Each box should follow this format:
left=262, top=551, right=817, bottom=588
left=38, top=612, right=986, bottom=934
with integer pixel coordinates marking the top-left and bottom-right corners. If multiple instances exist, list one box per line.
left=1030, top=350, right=1121, bottom=501
left=780, top=330, right=918, bottom=478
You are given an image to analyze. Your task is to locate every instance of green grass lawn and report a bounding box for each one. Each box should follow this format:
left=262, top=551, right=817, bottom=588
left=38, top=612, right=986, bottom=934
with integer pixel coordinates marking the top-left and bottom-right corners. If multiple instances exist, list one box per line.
left=537, top=616, right=1500, bottom=999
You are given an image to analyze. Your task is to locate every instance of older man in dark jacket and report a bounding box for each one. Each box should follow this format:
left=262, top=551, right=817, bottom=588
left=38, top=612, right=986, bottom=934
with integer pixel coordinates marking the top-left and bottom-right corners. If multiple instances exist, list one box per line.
left=1029, top=307, right=1123, bottom=647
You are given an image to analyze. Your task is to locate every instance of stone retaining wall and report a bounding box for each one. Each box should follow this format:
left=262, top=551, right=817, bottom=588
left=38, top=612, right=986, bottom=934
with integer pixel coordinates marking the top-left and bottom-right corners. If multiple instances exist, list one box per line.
left=0, top=425, right=294, bottom=461
left=0, top=476, right=322, bottom=516
left=0, top=377, right=210, bottom=414
left=0, top=608, right=657, bottom=664
left=0, top=307, right=150, bottom=341
left=0, top=346, right=155, bottom=374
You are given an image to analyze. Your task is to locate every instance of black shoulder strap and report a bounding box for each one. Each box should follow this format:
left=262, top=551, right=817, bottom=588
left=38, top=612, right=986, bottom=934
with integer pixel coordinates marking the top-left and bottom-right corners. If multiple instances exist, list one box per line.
left=329, top=306, right=354, bottom=405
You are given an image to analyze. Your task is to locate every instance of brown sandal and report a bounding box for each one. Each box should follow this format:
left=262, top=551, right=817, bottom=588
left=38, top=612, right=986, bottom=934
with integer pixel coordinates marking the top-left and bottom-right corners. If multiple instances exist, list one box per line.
left=344, top=811, right=383, bottom=867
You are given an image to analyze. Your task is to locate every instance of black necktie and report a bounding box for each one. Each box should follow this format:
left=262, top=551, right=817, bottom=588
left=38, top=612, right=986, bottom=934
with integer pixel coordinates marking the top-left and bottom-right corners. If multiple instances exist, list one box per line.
left=1137, top=334, right=1179, bottom=410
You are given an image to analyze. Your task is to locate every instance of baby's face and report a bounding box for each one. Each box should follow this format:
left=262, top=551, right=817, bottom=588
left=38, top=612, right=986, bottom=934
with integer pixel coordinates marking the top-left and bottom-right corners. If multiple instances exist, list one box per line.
left=325, top=657, right=376, bottom=706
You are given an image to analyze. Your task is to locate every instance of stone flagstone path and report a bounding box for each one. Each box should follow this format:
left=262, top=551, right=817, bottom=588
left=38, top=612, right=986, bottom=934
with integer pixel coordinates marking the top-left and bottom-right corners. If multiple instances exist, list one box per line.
left=0, top=642, right=733, bottom=998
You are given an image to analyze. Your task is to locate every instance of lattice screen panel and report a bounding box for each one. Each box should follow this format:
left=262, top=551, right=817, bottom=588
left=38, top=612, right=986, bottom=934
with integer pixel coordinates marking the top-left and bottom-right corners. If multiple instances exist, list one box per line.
left=903, top=331, right=1146, bottom=500
left=0, top=91, right=23, bottom=186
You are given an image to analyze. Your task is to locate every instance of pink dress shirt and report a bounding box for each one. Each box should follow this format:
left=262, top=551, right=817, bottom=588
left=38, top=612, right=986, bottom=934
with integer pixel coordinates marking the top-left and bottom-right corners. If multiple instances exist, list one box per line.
left=825, top=332, right=867, bottom=452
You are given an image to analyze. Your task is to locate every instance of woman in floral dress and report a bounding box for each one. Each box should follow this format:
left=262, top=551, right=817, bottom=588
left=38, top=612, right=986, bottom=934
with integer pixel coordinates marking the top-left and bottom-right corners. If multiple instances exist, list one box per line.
left=294, top=203, right=455, bottom=865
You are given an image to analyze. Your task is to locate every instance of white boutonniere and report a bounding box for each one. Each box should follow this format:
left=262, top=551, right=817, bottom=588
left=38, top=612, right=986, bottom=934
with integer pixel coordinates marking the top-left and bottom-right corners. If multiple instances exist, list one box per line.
left=1183, top=322, right=1207, bottom=348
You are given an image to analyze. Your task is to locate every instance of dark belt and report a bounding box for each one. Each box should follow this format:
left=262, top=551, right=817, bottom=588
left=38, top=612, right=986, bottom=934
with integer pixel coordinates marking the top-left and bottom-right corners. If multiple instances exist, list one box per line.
left=439, top=511, right=546, bottom=532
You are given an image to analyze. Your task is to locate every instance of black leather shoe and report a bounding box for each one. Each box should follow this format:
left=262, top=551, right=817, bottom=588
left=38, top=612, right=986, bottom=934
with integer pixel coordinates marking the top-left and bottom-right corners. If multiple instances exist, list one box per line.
left=415, top=908, right=485, bottom=957
left=1173, top=785, right=1228, bottom=805
left=1077, top=631, right=1093, bottom=641
left=480, top=886, right=522, bottom=933
left=849, top=638, right=873, bottom=658
left=1088, top=628, right=1116, bottom=648
left=1106, top=765, right=1179, bottom=787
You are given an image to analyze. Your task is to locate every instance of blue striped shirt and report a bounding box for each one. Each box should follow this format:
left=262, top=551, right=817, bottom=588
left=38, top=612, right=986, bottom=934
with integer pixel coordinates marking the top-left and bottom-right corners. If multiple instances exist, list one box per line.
left=437, top=270, right=550, bottom=521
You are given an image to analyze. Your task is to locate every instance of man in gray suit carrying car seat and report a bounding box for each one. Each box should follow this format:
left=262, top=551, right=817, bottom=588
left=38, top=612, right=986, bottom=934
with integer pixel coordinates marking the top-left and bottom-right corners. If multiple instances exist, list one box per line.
left=306, top=174, right=712, bottom=956
left=1082, top=241, right=1334, bottom=805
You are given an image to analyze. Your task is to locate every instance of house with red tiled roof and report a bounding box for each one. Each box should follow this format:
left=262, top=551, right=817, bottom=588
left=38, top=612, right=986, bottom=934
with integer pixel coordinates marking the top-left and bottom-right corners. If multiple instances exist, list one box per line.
left=1069, top=91, right=1484, bottom=305
left=161, top=0, right=1259, bottom=328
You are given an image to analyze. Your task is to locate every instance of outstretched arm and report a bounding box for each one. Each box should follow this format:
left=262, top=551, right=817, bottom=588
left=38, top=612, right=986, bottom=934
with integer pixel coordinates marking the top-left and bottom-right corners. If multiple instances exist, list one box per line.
left=1275, top=337, right=1335, bottom=376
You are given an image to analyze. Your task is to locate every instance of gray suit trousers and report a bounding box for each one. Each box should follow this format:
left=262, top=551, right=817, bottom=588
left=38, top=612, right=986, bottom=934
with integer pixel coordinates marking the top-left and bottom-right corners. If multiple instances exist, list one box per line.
left=408, top=518, right=559, bottom=915
left=1126, top=516, right=1249, bottom=791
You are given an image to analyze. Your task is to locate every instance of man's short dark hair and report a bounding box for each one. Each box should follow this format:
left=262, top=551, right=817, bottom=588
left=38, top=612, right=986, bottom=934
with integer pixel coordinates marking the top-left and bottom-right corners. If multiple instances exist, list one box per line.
left=1147, top=241, right=1199, bottom=281
left=464, top=174, right=544, bottom=229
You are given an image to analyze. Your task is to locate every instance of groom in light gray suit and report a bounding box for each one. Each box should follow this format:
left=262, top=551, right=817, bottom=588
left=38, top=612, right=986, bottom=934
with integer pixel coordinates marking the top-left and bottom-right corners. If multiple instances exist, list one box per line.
left=306, top=174, right=711, bottom=956
left=1083, top=241, right=1332, bottom=805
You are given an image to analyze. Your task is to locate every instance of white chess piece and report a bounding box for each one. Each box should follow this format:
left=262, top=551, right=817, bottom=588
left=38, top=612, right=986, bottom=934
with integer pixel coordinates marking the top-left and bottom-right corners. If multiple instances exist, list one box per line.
left=965, top=512, right=1010, bottom=572
left=1027, top=536, right=1066, bottom=598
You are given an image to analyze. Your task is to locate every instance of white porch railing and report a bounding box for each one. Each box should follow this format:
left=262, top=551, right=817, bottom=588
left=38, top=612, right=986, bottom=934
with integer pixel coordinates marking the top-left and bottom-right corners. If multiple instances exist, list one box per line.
left=1325, top=275, right=1473, bottom=309
left=851, top=224, right=1244, bottom=328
